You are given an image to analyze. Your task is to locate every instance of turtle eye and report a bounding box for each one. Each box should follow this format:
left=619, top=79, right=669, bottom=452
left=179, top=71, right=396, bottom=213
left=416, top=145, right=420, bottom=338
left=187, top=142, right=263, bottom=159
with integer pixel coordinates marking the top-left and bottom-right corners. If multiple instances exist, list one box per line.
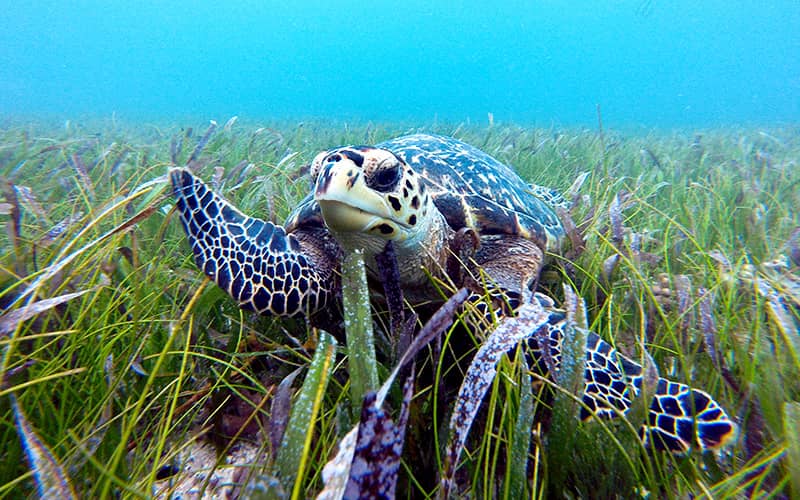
left=367, top=162, right=401, bottom=193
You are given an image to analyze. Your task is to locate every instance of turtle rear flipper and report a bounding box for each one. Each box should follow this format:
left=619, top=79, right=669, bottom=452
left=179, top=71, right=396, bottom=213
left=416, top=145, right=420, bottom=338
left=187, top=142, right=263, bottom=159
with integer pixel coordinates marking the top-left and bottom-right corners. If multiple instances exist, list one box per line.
left=170, top=168, right=338, bottom=318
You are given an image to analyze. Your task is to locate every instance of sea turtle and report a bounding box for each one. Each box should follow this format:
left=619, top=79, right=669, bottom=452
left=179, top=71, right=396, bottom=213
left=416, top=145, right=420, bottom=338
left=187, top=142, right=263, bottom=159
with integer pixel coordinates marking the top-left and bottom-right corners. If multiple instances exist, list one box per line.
left=170, top=133, right=736, bottom=453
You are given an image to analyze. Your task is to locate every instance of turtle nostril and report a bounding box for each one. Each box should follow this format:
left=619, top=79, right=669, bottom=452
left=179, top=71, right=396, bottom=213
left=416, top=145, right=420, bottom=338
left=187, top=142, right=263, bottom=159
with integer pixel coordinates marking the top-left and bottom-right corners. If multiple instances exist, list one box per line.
left=367, top=163, right=401, bottom=193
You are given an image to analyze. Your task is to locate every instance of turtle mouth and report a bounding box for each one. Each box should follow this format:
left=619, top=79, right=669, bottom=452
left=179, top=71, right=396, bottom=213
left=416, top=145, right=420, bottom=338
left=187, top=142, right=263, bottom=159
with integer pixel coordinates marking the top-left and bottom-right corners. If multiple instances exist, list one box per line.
left=318, top=198, right=413, bottom=237
left=318, top=200, right=387, bottom=232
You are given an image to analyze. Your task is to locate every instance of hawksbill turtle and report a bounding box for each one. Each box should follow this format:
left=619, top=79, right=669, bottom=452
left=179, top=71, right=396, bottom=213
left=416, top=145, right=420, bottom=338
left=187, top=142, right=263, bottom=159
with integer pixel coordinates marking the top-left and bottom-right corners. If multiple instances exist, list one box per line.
left=170, top=133, right=736, bottom=454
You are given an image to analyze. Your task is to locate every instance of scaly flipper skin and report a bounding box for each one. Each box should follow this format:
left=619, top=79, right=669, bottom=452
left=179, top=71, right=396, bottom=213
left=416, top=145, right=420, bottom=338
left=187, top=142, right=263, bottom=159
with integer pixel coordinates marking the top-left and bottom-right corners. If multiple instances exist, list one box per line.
left=170, top=168, right=339, bottom=318
left=524, top=305, right=737, bottom=453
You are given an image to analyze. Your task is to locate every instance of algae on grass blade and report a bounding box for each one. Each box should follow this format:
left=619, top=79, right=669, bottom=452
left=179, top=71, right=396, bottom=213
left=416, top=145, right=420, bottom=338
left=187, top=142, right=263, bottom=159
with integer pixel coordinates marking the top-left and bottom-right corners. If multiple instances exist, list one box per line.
left=272, top=331, right=337, bottom=500
left=507, top=370, right=535, bottom=499
left=11, top=395, right=77, bottom=499
left=441, top=296, right=552, bottom=497
left=341, top=249, right=379, bottom=418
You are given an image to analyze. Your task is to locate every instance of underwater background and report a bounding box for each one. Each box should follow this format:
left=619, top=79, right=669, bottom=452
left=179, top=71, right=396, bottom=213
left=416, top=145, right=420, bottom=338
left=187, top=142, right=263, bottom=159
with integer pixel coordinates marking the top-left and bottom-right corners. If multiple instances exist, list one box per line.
left=2, top=1, right=800, bottom=498
left=1, top=0, right=798, bottom=127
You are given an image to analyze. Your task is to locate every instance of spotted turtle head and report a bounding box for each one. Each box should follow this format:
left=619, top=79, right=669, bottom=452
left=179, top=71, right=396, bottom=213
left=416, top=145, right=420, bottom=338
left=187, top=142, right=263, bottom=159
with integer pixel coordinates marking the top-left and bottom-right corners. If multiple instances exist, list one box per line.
left=311, top=146, right=433, bottom=249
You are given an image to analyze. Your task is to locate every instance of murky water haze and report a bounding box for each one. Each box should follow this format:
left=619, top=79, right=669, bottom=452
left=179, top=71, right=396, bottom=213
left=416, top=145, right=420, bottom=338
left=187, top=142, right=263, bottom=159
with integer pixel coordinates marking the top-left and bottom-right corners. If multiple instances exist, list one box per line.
left=1, top=1, right=798, bottom=127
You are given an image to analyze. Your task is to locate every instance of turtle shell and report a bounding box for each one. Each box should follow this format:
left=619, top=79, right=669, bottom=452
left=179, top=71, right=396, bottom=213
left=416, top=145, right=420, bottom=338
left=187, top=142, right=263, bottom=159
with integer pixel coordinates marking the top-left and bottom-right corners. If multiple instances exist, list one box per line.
left=287, top=134, right=565, bottom=251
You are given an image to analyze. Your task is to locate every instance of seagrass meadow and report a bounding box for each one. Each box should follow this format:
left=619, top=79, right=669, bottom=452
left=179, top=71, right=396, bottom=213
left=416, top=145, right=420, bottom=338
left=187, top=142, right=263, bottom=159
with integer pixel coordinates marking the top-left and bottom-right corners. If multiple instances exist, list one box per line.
left=0, top=118, right=798, bottom=498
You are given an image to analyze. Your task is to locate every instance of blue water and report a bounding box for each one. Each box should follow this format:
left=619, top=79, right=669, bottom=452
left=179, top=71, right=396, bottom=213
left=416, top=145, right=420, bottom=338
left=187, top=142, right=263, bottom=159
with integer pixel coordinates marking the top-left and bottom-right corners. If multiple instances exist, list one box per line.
left=1, top=1, right=798, bottom=127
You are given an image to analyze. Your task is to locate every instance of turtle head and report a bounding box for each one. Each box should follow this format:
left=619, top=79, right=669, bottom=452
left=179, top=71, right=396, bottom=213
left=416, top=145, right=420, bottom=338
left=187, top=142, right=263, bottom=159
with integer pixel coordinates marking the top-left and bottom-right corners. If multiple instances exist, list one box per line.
left=311, top=146, right=438, bottom=253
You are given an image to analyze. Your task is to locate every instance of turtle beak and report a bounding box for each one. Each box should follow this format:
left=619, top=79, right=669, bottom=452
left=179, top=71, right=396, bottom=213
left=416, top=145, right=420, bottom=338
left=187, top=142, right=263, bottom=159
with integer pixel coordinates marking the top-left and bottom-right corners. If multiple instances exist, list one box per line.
left=317, top=199, right=383, bottom=233
left=315, top=160, right=400, bottom=234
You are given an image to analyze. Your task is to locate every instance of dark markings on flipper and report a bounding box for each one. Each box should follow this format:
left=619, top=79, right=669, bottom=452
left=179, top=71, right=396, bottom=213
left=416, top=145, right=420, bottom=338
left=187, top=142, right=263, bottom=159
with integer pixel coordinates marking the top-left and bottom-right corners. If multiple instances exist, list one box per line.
left=520, top=306, right=736, bottom=454
left=170, top=168, right=334, bottom=318
left=464, top=284, right=735, bottom=454
left=639, top=378, right=737, bottom=452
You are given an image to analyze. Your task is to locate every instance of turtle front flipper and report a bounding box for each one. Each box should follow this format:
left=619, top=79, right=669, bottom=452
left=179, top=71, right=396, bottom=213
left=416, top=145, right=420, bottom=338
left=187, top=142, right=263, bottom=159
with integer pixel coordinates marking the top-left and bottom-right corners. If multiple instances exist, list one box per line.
left=170, top=168, right=339, bottom=319
left=640, top=377, right=736, bottom=453
left=528, top=320, right=737, bottom=453
left=581, top=332, right=736, bottom=452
